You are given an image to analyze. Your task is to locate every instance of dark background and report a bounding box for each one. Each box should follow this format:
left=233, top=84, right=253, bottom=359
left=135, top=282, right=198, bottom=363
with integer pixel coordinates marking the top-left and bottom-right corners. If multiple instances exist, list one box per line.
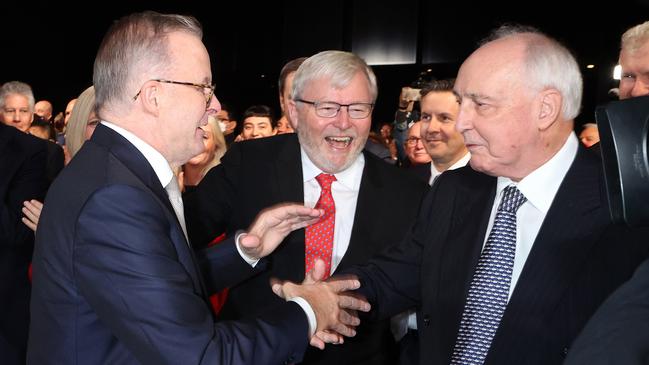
left=4, top=0, right=649, bottom=129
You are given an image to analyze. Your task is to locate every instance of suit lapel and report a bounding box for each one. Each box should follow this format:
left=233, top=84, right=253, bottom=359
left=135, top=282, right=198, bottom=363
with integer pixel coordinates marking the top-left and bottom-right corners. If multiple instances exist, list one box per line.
left=494, top=147, right=605, bottom=345
left=339, top=152, right=382, bottom=270
left=91, top=124, right=208, bottom=297
left=270, top=135, right=306, bottom=281
left=0, top=125, right=18, bottom=191
left=436, top=170, right=496, bottom=328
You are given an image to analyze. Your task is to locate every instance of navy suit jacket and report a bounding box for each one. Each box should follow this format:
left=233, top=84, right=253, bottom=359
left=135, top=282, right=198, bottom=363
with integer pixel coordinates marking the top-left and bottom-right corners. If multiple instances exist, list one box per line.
left=185, top=133, right=428, bottom=365
left=28, top=124, right=309, bottom=365
left=347, top=145, right=649, bottom=364
left=0, top=123, right=48, bottom=364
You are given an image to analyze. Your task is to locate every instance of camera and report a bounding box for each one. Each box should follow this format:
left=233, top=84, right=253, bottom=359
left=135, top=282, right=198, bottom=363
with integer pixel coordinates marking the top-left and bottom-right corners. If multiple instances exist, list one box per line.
left=596, top=94, right=649, bottom=227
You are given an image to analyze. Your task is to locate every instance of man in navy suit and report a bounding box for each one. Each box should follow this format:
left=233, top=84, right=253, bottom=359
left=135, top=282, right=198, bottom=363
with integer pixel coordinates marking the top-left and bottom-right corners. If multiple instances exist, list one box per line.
left=335, top=25, right=649, bottom=365
left=28, top=11, right=367, bottom=365
left=0, top=122, right=48, bottom=364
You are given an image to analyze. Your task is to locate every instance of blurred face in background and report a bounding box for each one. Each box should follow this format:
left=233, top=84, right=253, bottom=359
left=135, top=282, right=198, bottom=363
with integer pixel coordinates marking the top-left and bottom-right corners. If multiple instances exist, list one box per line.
left=618, top=41, right=649, bottom=99
left=35, top=100, right=53, bottom=121
left=64, top=98, right=77, bottom=126
left=578, top=125, right=600, bottom=147
left=85, top=110, right=100, bottom=140
left=276, top=117, right=294, bottom=134
left=241, top=116, right=275, bottom=140
left=405, top=121, right=432, bottom=165
left=280, top=71, right=297, bottom=127
left=1, top=94, right=33, bottom=132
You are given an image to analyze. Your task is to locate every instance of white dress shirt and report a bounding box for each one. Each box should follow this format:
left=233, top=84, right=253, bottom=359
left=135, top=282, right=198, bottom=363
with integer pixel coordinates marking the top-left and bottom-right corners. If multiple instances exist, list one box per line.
left=102, top=121, right=174, bottom=187
left=486, top=132, right=578, bottom=300
left=429, top=152, right=472, bottom=185
left=301, top=147, right=365, bottom=275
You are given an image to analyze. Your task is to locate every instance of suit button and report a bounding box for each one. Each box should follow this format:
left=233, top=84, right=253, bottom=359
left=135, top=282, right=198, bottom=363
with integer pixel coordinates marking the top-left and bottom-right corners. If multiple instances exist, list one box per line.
left=561, top=347, right=569, bottom=358
left=422, top=314, right=431, bottom=326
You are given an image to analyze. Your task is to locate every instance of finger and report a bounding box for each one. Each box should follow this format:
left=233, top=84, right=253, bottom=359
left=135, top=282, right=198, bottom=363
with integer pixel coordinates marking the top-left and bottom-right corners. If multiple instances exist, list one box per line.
left=22, top=217, right=37, bottom=231
left=313, top=330, right=343, bottom=345
left=326, top=277, right=362, bottom=293
left=238, top=234, right=260, bottom=251
left=338, top=294, right=371, bottom=312
left=270, top=278, right=285, bottom=298
left=304, top=259, right=326, bottom=284
left=329, top=322, right=356, bottom=338
left=309, top=336, right=325, bottom=350
left=30, top=200, right=44, bottom=209
left=22, top=206, right=38, bottom=222
left=338, top=309, right=360, bottom=327
left=290, top=217, right=322, bottom=231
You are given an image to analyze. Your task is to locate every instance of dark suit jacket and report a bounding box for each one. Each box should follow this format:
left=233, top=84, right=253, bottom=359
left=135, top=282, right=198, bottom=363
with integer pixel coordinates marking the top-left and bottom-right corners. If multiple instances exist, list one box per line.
left=0, top=123, right=48, bottom=364
left=28, top=124, right=310, bottom=365
left=565, top=256, right=649, bottom=365
left=185, top=133, right=428, bottom=365
left=408, top=162, right=431, bottom=184
left=44, top=140, right=64, bottom=184
left=346, top=145, right=649, bottom=365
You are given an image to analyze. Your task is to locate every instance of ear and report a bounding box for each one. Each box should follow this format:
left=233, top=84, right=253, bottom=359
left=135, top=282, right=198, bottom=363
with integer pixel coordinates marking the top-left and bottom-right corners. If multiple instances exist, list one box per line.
left=536, top=88, right=562, bottom=131
left=137, top=80, right=161, bottom=117
left=287, top=99, right=299, bottom=129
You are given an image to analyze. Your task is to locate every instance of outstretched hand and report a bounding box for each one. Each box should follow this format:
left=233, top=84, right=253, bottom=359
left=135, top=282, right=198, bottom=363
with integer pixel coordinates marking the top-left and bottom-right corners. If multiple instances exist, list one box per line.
left=239, top=203, right=323, bottom=260
left=271, top=259, right=370, bottom=349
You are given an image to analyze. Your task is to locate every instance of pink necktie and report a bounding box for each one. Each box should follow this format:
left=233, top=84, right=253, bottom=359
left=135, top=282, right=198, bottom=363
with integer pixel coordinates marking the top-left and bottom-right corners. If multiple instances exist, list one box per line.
left=305, top=173, right=337, bottom=279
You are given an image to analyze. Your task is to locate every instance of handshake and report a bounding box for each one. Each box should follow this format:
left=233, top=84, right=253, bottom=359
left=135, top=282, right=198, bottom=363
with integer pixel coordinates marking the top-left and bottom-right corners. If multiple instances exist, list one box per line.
left=239, top=203, right=371, bottom=350
left=271, top=260, right=370, bottom=349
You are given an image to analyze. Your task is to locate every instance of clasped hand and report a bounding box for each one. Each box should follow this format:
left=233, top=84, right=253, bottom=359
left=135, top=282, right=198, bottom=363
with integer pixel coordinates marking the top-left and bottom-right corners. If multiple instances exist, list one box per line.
left=271, top=259, right=370, bottom=349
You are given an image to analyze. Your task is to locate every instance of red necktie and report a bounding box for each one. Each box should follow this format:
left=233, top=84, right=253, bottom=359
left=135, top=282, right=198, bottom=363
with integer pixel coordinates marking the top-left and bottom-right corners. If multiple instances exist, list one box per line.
left=305, top=173, right=337, bottom=279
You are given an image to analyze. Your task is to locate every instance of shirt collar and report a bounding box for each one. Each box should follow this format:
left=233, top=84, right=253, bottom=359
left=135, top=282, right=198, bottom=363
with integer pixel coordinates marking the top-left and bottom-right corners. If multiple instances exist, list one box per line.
left=300, top=147, right=364, bottom=190
left=101, top=121, right=174, bottom=188
left=496, top=132, right=578, bottom=214
left=431, top=151, right=472, bottom=176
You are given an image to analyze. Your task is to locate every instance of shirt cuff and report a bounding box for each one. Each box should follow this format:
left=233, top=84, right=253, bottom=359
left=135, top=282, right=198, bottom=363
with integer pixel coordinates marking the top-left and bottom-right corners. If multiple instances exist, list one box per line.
left=235, top=230, right=259, bottom=267
left=290, top=297, right=316, bottom=338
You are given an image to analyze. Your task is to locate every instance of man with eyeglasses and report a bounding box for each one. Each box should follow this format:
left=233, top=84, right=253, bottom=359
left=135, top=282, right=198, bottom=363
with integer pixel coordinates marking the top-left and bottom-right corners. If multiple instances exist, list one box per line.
left=185, top=50, right=428, bottom=364
left=28, top=12, right=370, bottom=365
left=403, top=121, right=432, bottom=169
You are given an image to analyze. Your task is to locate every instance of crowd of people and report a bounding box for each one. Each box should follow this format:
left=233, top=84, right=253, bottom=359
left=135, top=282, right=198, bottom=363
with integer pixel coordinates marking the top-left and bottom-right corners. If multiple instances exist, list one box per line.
left=1, top=10, right=648, bottom=365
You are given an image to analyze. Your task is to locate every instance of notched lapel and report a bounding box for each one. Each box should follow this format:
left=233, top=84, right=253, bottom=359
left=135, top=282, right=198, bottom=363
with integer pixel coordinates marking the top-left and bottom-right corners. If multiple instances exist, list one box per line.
left=95, top=124, right=207, bottom=297
left=502, top=148, right=605, bottom=329
left=269, top=135, right=306, bottom=282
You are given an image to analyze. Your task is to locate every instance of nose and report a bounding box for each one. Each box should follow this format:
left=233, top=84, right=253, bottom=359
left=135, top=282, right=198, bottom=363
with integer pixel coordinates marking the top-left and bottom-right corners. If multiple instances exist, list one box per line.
left=455, top=103, right=472, bottom=135
left=424, top=118, right=440, bottom=134
left=332, top=107, right=352, bottom=130
left=207, top=95, right=221, bottom=115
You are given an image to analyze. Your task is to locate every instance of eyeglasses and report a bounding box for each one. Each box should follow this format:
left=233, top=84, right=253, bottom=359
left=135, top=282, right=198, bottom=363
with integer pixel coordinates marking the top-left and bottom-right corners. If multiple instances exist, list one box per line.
left=296, top=99, right=373, bottom=119
left=405, top=136, right=423, bottom=147
left=133, top=79, right=215, bottom=109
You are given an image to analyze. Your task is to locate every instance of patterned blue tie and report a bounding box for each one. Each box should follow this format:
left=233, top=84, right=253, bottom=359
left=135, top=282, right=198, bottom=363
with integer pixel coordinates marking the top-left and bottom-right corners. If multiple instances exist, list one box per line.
left=450, top=185, right=527, bottom=365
